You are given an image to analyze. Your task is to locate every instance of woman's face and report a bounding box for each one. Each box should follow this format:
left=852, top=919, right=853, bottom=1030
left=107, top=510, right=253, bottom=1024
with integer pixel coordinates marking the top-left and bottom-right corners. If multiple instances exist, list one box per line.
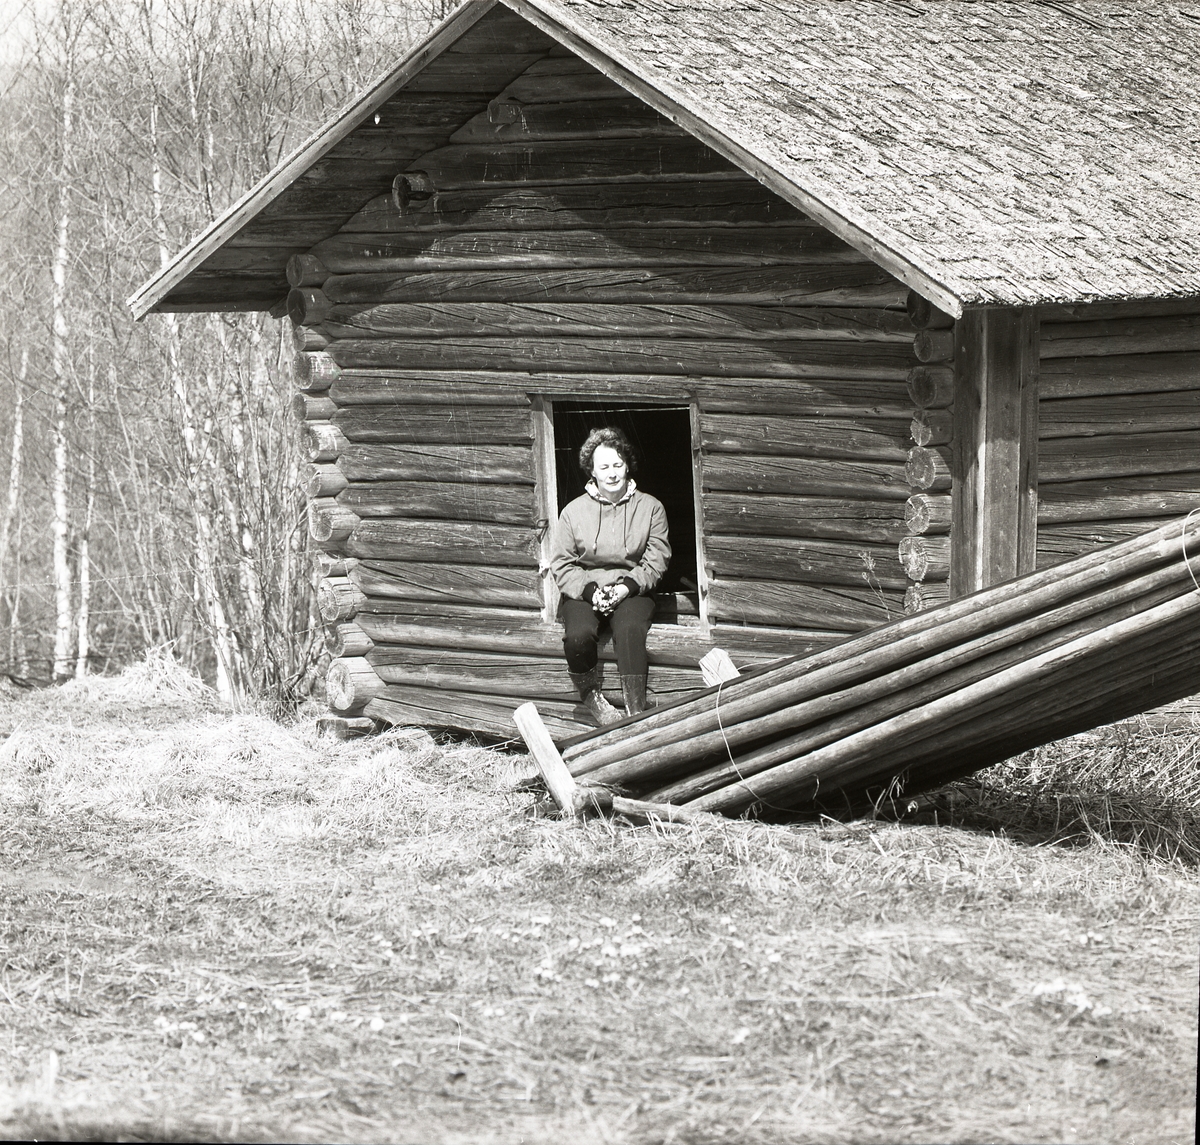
left=591, top=444, right=629, bottom=501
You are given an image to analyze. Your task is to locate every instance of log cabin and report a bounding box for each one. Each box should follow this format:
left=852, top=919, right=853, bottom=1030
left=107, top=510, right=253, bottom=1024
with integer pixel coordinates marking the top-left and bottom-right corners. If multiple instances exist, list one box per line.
left=129, top=0, right=1200, bottom=741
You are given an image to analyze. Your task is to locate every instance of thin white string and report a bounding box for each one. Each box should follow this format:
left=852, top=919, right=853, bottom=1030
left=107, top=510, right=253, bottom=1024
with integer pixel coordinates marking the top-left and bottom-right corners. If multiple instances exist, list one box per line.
left=1184, top=507, right=1200, bottom=595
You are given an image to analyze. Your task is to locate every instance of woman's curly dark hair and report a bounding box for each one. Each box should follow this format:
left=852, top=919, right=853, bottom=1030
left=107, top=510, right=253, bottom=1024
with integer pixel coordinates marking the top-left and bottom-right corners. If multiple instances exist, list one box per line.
left=578, top=426, right=638, bottom=476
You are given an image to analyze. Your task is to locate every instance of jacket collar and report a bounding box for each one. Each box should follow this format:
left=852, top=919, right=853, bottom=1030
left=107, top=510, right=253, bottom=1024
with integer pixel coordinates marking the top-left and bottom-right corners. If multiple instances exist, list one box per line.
left=585, top=478, right=637, bottom=506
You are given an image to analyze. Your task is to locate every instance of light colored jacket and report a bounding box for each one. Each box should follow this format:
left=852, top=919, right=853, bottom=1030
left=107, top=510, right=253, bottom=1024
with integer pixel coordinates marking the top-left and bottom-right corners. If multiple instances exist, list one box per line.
left=550, top=480, right=671, bottom=599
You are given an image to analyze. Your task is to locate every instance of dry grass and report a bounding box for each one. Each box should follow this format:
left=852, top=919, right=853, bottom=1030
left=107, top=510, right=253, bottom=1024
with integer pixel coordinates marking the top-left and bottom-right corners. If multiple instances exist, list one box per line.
left=0, top=657, right=1196, bottom=1144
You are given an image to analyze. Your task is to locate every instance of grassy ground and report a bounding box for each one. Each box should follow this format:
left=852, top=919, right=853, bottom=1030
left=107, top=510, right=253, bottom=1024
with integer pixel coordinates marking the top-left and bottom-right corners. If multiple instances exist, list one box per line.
left=0, top=660, right=1196, bottom=1144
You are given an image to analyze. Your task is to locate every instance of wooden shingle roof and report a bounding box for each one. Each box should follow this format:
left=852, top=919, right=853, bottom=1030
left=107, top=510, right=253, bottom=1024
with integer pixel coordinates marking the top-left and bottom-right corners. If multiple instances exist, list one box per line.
left=131, top=0, right=1200, bottom=318
left=511, top=0, right=1200, bottom=310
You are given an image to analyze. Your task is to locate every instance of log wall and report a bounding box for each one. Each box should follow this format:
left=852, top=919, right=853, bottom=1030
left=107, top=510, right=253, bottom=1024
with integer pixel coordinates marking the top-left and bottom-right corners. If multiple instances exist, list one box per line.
left=1035, top=298, right=1200, bottom=568
left=290, top=47, right=927, bottom=738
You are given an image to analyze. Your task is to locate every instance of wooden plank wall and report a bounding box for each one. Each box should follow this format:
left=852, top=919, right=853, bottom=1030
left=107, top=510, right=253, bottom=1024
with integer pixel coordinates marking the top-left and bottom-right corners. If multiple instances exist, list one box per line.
left=1035, top=299, right=1200, bottom=568
left=289, top=46, right=920, bottom=739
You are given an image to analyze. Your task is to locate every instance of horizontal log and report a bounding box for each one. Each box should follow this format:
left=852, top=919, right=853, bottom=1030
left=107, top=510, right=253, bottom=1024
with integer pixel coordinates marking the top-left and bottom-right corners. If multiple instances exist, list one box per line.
left=494, top=56, right=630, bottom=104
left=702, top=493, right=906, bottom=543
left=294, top=349, right=340, bottom=390
left=702, top=453, right=912, bottom=500
left=325, top=621, right=374, bottom=659
left=706, top=578, right=900, bottom=630
left=337, top=442, right=533, bottom=484
left=292, top=393, right=337, bottom=422
left=355, top=606, right=835, bottom=670
left=1038, top=390, right=1200, bottom=438
left=1039, top=431, right=1200, bottom=482
left=366, top=646, right=701, bottom=699
left=287, top=254, right=330, bottom=288
left=338, top=181, right=809, bottom=232
left=1039, top=352, right=1200, bottom=399
left=913, top=328, right=955, bottom=365
left=364, top=686, right=583, bottom=742
left=352, top=560, right=542, bottom=609
left=897, top=535, right=951, bottom=583
left=1037, top=298, right=1200, bottom=322
left=348, top=519, right=540, bottom=566
left=328, top=374, right=533, bottom=407
left=403, top=54, right=552, bottom=95
left=701, top=413, right=910, bottom=462
left=326, top=657, right=386, bottom=715
left=910, top=408, right=953, bottom=447
left=1039, top=313, right=1200, bottom=358
left=1036, top=520, right=1174, bottom=566
left=319, top=301, right=915, bottom=342
left=306, top=463, right=348, bottom=498
left=903, top=581, right=950, bottom=613
left=333, top=405, right=533, bottom=445
left=317, top=577, right=368, bottom=623
left=904, top=493, right=953, bottom=535
left=904, top=447, right=952, bottom=492
left=320, top=266, right=907, bottom=306
left=1037, top=473, right=1200, bottom=523
left=906, top=365, right=955, bottom=410
left=445, top=10, right=559, bottom=55
left=705, top=535, right=907, bottom=589
left=309, top=226, right=865, bottom=272
left=309, top=499, right=360, bottom=546
left=905, top=292, right=955, bottom=330
left=339, top=480, right=536, bottom=526
left=450, top=97, right=685, bottom=144
left=402, top=138, right=741, bottom=188
left=325, top=337, right=917, bottom=381
left=324, top=370, right=910, bottom=417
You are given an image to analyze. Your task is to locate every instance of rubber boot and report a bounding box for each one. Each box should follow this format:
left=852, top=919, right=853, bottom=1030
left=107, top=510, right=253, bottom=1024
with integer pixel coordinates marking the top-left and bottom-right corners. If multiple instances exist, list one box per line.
left=620, top=673, right=649, bottom=717
left=569, top=665, right=621, bottom=726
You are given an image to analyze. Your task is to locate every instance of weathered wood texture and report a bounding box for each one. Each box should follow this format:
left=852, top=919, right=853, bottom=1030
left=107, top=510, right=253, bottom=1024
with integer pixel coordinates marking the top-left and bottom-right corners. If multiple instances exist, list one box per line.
left=1035, top=302, right=1200, bottom=568
left=292, top=45, right=928, bottom=735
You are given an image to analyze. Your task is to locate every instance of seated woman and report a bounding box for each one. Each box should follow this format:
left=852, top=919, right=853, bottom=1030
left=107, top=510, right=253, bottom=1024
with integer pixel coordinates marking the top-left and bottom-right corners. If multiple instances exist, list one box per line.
left=549, top=427, right=671, bottom=725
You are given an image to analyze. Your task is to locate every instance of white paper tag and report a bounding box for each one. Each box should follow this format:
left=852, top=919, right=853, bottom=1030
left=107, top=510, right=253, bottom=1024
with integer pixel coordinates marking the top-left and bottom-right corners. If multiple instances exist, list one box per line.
left=699, top=647, right=741, bottom=687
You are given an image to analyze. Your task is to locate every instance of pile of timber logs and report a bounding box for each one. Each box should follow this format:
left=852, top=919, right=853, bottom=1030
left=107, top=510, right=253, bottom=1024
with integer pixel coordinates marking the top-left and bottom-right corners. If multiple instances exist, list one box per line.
left=516, top=513, right=1200, bottom=818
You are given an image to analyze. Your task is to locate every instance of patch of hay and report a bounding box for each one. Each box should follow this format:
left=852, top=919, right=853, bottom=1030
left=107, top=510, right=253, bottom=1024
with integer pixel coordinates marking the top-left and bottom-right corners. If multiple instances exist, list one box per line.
left=57, top=646, right=214, bottom=707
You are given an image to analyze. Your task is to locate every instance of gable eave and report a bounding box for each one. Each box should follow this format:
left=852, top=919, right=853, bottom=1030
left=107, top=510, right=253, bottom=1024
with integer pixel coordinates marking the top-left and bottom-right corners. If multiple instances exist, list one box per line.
left=126, top=0, right=500, bottom=321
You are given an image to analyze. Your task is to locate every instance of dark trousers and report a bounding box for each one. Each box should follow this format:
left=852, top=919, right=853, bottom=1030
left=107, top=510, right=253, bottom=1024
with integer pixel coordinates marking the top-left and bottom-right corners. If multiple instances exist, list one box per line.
left=561, top=596, right=656, bottom=676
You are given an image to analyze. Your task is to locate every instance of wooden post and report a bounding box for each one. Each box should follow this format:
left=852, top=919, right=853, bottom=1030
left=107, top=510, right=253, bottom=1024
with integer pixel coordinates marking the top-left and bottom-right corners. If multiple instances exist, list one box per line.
left=951, top=308, right=1039, bottom=595
left=513, top=702, right=589, bottom=818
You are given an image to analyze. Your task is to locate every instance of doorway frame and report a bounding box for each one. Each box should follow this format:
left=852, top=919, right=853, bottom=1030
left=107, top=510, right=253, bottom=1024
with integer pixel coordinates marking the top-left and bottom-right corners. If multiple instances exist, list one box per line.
left=530, top=393, right=710, bottom=629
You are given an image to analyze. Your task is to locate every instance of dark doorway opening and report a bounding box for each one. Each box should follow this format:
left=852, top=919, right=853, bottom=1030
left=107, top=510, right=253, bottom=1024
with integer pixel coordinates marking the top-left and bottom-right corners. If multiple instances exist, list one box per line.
left=552, top=401, right=697, bottom=596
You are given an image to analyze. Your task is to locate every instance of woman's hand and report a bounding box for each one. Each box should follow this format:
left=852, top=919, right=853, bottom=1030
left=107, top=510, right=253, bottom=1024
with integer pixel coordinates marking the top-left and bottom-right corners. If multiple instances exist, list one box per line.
left=594, top=583, right=631, bottom=615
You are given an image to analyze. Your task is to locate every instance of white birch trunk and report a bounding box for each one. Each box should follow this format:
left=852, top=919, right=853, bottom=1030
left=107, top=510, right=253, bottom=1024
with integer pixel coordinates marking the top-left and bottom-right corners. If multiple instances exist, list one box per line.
left=50, top=51, right=76, bottom=682
left=75, top=352, right=96, bottom=678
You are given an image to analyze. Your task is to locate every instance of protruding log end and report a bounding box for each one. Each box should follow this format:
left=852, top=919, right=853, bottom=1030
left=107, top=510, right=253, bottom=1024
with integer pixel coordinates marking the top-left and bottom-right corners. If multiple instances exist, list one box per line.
left=902, top=581, right=951, bottom=614
left=304, top=422, right=349, bottom=464
left=314, top=552, right=359, bottom=579
left=294, top=350, right=341, bottom=393
left=904, top=446, right=952, bottom=492
left=316, top=714, right=377, bottom=740
left=913, top=328, right=956, bottom=364
left=904, top=493, right=953, bottom=536
left=288, top=287, right=333, bottom=328
left=906, top=290, right=955, bottom=330
left=287, top=253, right=331, bottom=289
left=317, top=576, right=369, bottom=623
left=898, top=535, right=951, bottom=583
left=325, top=620, right=374, bottom=659
left=906, top=365, right=955, bottom=410
left=305, top=463, right=348, bottom=499
left=293, top=325, right=329, bottom=353
left=910, top=409, right=953, bottom=448
left=487, top=97, right=523, bottom=124
left=292, top=392, right=337, bottom=422
left=308, top=499, right=360, bottom=546
left=326, top=656, right=385, bottom=715
left=392, top=170, right=436, bottom=214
